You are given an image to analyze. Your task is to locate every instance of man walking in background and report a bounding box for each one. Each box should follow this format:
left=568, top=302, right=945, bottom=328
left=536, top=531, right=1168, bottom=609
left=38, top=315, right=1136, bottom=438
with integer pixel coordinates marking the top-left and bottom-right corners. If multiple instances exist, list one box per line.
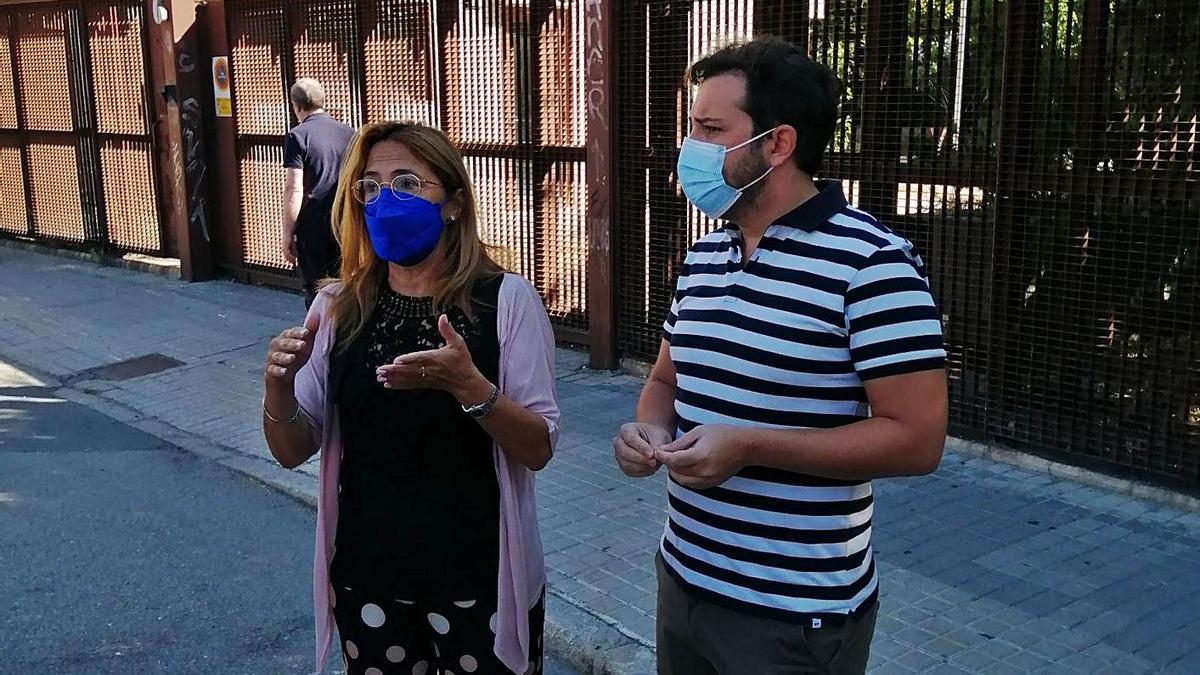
left=282, top=77, right=355, bottom=307
left=613, top=37, right=948, bottom=674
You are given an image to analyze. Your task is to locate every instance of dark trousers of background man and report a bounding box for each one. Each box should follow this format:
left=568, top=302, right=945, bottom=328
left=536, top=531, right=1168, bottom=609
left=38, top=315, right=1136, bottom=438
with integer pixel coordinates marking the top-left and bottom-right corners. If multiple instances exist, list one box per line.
left=295, top=207, right=340, bottom=309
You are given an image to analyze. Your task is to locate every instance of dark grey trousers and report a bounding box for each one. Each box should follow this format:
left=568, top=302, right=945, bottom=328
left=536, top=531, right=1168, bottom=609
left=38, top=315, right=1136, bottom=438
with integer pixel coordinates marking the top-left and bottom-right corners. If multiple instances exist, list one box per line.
left=656, top=556, right=878, bottom=675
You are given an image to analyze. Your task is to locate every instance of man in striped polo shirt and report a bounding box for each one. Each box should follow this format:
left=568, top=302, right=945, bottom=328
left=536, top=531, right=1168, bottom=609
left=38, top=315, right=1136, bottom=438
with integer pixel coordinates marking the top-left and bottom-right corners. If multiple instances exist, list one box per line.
left=613, top=37, right=948, bottom=674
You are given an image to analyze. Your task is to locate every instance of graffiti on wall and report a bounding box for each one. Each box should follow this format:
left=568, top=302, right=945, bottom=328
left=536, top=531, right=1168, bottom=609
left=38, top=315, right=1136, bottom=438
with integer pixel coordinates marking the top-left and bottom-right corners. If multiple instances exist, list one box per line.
left=178, top=40, right=210, bottom=244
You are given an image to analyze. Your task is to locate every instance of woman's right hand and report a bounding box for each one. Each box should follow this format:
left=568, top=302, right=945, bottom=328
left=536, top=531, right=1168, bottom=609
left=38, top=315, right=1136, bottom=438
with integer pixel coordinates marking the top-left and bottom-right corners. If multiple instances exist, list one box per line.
left=263, top=311, right=322, bottom=469
left=265, top=312, right=321, bottom=385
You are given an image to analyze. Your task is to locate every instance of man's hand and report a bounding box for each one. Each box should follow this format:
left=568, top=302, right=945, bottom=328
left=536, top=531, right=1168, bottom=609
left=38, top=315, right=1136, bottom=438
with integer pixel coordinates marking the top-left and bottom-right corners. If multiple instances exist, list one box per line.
left=282, top=236, right=297, bottom=266
left=281, top=166, right=303, bottom=266
left=613, top=423, right=672, bottom=478
left=655, top=424, right=747, bottom=489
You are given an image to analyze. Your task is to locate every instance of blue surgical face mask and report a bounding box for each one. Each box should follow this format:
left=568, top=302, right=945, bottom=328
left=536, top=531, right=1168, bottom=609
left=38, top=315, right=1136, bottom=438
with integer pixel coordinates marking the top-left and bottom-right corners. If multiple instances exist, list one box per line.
left=676, top=127, right=778, bottom=219
left=363, top=188, right=446, bottom=267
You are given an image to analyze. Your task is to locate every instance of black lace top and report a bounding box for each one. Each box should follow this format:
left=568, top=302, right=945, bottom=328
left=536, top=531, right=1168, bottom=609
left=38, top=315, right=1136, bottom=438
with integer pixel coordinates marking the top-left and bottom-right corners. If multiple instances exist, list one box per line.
left=329, top=275, right=503, bottom=599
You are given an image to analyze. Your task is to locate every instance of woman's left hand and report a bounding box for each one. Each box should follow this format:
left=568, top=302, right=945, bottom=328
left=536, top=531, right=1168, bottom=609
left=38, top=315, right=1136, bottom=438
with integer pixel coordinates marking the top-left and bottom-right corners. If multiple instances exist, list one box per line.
left=376, top=314, right=489, bottom=404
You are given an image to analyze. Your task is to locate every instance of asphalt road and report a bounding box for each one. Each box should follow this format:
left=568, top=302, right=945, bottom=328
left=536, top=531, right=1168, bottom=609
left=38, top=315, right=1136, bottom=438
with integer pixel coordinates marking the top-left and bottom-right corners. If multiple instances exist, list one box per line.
left=0, top=362, right=577, bottom=675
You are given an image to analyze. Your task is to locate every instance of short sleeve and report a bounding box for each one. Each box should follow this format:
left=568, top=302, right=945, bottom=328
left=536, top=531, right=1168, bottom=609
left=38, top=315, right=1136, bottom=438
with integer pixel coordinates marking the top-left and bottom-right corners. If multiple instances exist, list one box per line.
left=498, top=274, right=561, bottom=451
left=845, top=244, right=946, bottom=380
left=283, top=131, right=304, bottom=169
left=661, top=263, right=690, bottom=343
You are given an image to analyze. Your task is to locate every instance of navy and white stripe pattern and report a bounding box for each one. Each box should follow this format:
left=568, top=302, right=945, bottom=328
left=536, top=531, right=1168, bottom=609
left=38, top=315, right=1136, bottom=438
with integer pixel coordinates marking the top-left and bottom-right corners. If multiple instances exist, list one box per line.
left=660, top=180, right=945, bottom=619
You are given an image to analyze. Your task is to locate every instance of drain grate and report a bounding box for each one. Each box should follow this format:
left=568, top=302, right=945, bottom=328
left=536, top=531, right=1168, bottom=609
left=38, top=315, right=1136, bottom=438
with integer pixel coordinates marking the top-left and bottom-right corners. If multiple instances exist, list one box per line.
left=66, top=353, right=185, bottom=384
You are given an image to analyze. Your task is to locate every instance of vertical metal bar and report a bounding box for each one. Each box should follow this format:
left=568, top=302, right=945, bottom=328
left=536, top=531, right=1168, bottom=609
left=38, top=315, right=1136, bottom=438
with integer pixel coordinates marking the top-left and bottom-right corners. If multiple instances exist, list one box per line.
left=613, top=0, right=647, bottom=357
left=991, top=0, right=1043, bottom=438
left=979, top=0, right=1001, bottom=430
left=173, top=0, right=217, bottom=279
left=1070, top=0, right=1108, bottom=451
left=69, top=1, right=108, bottom=246
left=208, top=0, right=246, bottom=276
left=841, top=3, right=856, bottom=179
left=910, top=0, right=920, bottom=90
left=528, top=0, right=549, bottom=306
left=645, top=0, right=689, bottom=355
left=1075, top=0, right=1108, bottom=170
left=945, top=0, right=964, bottom=421
left=752, top=0, right=778, bottom=36
left=145, top=0, right=199, bottom=273
left=1043, top=0, right=1062, bottom=195
left=1110, top=0, right=1137, bottom=459
left=934, top=0, right=949, bottom=207
left=860, top=0, right=905, bottom=219
left=423, top=0, right=439, bottom=126
left=138, top=0, right=170, bottom=254
left=282, top=0, right=300, bottom=127
left=1119, top=0, right=1135, bottom=173
left=585, top=0, right=617, bottom=369
left=353, top=0, right=369, bottom=125
left=924, top=0, right=937, bottom=166
left=753, top=0, right=808, bottom=42
left=434, top=0, right=455, bottom=133
left=986, top=0, right=1002, bottom=166
left=950, top=0, right=966, bottom=152
left=7, top=9, right=35, bottom=238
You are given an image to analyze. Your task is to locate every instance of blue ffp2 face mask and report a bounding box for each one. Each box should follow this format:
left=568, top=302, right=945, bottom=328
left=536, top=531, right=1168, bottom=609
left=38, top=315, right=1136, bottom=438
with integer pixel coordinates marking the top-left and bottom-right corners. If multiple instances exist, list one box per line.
left=676, top=127, right=778, bottom=219
left=363, top=188, right=445, bottom=267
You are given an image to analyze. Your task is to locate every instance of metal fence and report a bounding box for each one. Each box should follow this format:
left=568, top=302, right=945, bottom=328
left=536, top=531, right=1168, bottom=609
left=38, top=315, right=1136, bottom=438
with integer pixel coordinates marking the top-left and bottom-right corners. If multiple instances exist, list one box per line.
left=6, top=0, right=1191, bottom=489
left=223, top=0, right=590, bottom=335
left=0, top=0, right=163, bottom=254
left=614, top=0, right=1199, bottom=489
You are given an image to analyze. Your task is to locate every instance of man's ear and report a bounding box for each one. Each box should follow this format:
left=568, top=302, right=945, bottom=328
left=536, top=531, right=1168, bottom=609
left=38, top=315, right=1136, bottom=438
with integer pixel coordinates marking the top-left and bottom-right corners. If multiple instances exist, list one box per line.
left=765, top=125, right=798, bottom=168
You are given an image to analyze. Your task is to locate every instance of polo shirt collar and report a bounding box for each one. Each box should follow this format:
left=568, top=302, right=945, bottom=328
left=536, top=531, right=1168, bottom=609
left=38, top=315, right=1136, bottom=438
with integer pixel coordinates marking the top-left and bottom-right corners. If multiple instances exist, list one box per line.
left=775, top=179, right=848, bottom=232
left=723, top=179, right=847, bottom=236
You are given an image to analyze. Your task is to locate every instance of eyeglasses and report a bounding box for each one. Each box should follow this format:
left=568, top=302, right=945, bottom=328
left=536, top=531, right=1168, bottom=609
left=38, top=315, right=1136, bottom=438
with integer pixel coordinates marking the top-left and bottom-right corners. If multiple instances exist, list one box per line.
left=352, top=173, right=440, bottom=205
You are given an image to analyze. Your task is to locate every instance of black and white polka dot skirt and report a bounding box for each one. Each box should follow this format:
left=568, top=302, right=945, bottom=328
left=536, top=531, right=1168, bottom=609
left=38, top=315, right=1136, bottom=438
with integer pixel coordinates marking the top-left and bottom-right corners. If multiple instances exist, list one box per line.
left=332, top=586, right=545, bottom=675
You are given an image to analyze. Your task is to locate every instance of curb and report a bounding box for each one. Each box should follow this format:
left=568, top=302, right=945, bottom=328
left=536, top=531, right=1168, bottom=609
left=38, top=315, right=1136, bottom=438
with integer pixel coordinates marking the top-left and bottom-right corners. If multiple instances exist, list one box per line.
left=946, top=437, right=1200, bottom=513
left=50, top=380, right=657, bottom=675
left=545, top=593, right=656, bottom=675
left=0, top=237, right=182, bottom=280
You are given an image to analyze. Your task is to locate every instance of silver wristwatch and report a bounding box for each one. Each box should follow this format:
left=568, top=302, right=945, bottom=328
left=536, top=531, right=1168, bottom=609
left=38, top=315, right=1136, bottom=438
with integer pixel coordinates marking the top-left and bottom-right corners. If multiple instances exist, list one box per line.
left=462, top=383, right=500, bottom=419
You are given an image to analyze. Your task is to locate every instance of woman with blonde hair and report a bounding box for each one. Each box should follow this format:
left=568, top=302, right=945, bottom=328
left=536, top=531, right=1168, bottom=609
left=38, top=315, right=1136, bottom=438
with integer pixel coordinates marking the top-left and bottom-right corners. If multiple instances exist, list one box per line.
left=261, top=121, right=559, bottom=675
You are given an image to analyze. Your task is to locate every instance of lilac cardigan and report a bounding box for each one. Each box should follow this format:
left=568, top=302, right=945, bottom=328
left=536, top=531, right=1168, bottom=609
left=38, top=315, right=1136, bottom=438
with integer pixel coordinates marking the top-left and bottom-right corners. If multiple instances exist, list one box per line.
left=293, top=274, right=560, bottom=674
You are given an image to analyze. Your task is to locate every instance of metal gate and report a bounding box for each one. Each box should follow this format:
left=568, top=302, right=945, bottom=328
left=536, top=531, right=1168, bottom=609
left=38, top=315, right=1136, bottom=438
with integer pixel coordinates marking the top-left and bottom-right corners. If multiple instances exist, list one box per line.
left=0, top=1, right=164, bottom=254
left=215, top=0, right=1198, bottom=488
left=614, top=0, right=1200, bottom=489
left=223, top=0, right=589, bottom=336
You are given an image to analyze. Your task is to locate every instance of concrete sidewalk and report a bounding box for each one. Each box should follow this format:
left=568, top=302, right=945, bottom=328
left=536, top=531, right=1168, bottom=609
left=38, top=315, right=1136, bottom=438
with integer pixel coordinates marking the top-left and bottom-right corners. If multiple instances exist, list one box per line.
left=2, top=243, right=1199, bottom=674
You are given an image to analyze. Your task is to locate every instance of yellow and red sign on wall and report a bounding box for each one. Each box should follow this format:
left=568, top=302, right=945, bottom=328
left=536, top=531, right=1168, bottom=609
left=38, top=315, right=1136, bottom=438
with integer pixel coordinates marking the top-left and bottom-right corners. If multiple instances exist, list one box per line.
left=212, top=56, right=231, bottom=117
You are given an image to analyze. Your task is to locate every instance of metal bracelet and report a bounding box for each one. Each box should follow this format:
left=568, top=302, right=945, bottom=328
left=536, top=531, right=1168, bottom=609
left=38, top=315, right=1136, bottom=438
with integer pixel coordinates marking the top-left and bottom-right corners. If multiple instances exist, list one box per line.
left=462, top=383, right=500, bottom=419
left=263, top=397, right=302, bottom=425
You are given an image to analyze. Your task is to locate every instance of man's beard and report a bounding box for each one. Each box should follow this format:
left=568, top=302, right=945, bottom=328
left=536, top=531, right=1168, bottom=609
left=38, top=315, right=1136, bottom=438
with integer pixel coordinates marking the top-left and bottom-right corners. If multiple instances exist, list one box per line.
left=722, top=146, right=771, bottom=223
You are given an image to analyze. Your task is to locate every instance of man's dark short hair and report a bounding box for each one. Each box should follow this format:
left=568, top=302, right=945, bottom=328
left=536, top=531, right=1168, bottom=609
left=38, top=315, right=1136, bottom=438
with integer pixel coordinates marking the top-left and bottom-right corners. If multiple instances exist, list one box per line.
left=688, top=37, right=842, bottom=175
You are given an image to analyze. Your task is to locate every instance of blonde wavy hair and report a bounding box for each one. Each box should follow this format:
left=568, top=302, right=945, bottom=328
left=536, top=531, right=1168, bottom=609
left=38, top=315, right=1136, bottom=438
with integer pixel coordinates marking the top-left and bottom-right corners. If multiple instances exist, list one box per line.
left=323, top=121, right=504, bottom=350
